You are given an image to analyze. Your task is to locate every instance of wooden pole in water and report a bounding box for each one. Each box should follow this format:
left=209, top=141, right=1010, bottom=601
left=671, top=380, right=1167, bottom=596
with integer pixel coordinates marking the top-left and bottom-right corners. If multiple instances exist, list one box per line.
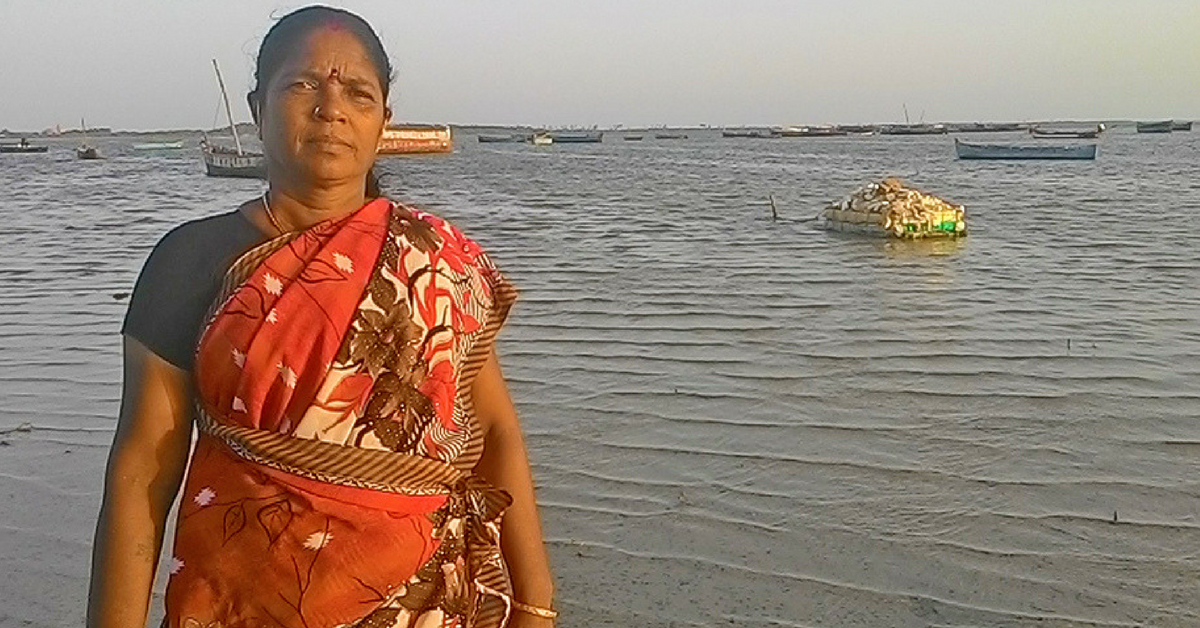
left=769, top=195, right=779, bottom=221
left=212, top=59, right=244, bottom=156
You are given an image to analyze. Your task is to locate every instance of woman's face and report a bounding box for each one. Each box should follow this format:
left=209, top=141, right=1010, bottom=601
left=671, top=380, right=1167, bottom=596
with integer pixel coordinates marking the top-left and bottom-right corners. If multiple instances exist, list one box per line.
left=257, top=27, right=389, bottom=190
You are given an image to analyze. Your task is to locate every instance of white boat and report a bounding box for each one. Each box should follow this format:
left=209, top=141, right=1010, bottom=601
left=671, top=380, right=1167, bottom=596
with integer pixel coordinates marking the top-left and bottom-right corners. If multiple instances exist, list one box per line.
left=377, top=124, right=452, bottom=154
left=531, top=132, right=553, bottom=146
left=133, top=141, right=185, bottom=150
left=954, top=139, right=1096, bottom=160
left=202, top=58, right=266, bottom=179
left=77, top=118, right=102, bottom=160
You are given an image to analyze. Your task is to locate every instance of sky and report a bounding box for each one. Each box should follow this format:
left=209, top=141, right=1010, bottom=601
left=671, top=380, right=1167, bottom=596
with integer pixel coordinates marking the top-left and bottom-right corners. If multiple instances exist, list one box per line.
left=0, top=0, right=1196, bottom=131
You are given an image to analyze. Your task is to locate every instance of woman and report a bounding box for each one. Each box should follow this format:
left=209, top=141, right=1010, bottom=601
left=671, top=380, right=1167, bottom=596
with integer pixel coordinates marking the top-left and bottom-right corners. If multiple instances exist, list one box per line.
left=87, top=6, right=555, bottom=628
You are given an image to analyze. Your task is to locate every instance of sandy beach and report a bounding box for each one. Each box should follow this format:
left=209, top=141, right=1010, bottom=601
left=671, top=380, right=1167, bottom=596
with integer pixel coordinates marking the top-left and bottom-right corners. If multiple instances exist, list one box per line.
left=2, top=128, right=1198, bottom=627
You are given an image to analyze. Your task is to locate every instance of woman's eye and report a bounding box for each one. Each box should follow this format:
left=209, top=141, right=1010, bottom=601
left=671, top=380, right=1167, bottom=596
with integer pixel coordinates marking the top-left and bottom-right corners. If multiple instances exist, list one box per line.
left=351, top=89, right=376, bottom=101
left=293, top=80, right=318, bottom=90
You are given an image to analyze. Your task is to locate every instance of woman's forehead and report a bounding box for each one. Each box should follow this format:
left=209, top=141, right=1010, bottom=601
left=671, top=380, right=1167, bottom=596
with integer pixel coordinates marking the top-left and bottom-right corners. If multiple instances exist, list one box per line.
left=277, top=28, right=379, bottom=78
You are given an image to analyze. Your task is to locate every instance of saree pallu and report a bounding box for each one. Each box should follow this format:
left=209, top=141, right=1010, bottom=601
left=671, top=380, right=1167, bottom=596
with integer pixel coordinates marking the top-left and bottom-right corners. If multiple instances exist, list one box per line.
left=165, top=198, right=518, bottom=628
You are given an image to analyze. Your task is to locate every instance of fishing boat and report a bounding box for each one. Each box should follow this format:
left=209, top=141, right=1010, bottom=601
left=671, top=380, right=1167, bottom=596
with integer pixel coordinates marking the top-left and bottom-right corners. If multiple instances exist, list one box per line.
left=1136, top=120, right=1173, bottom=134
left=531, top=132, right=553, bottom=146
left=0, top=139, right=48, bottom=153
left=377, top=124, right=453, bottom=154
left=654, top=132, right=688, bottom=140
left=477, top=133, right=524, bottom=143
left=623, top=135, right=644, bottom=141
left=77, top=119, right=102, bottom=160
left=779, top=125, right=846, bottom=137
left=722, top=128, right=776, bottom=138
left=836, top=124, right=878, bottom=135
left=202, top=59, right=266, bottom=179
left=880, top=124, right=947, bottom=135
left=133, top=141, right=185, bottom=150
left=548, top=131, right=603, bottom=143
left=954, top=139, right=1096, bottom=160
left=945, top=122, right=1022, bottom=133
left=1029, top=124, right=1104, bottom=139
left=1172, top=121, right=1192, bottom=131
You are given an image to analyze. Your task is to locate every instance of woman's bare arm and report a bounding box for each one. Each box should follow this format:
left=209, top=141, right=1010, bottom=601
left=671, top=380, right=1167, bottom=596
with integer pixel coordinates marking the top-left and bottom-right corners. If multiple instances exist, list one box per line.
left=472, top=347, right=556, bottom=625
left=87, top=336, right=194, bottom=628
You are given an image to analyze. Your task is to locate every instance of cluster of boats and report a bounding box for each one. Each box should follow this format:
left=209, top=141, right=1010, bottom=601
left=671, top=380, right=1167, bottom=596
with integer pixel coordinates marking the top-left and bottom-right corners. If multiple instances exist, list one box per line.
left=478, top=131, right=604, bottom=145
left=0, top=124, right=187, bottom=160
left=719, top=122, right=1020, bottom=137
left=5, top=109, right=1192, bottom=167
left=957, top=120, right=1190, bottom=161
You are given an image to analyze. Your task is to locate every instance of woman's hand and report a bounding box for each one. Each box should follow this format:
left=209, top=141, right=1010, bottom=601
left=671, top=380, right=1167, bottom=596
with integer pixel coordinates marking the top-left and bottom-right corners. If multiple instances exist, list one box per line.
left=472, top=348, right=557, bottom=628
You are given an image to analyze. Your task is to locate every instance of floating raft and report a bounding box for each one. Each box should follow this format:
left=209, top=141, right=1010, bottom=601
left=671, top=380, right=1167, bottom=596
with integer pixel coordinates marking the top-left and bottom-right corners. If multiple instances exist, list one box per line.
left=822, top=179, right=966, bottom=239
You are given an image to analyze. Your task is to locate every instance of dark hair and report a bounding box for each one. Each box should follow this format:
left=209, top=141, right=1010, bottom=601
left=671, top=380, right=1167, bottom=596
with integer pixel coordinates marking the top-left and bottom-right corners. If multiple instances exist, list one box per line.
left=249, top=5, right=393, bottom=197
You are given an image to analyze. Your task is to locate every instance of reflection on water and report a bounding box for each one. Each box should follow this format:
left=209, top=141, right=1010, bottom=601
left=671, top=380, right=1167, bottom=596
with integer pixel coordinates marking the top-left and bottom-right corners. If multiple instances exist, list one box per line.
left=880, top=237, right=966, bottom=258
left=1, top=130, right=1198, bottom=627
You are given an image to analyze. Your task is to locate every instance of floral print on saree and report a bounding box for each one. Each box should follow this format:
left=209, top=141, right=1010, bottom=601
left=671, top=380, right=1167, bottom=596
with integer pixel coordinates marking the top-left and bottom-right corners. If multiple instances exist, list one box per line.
left=166, top=199, right=518, bottom=628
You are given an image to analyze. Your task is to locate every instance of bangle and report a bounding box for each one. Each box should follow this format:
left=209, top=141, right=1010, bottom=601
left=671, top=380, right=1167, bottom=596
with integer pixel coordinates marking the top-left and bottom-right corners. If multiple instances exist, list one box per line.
left=512, top=600, right=558, bottom=619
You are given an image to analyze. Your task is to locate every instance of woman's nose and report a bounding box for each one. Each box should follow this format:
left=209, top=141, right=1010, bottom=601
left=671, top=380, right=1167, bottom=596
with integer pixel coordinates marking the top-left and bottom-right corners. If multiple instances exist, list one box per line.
left=313, top=85, right=348, bottom=122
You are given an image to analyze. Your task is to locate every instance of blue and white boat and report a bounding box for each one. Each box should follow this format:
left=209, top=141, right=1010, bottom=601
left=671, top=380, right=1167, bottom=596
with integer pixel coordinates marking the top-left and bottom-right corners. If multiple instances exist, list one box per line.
left=954, top=139, right=1096, bottom=161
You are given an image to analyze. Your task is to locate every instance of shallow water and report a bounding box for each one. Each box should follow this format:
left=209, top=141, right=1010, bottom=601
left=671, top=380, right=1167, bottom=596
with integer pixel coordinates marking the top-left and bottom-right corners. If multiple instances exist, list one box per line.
left=2, top=130, right=1198, bottom=627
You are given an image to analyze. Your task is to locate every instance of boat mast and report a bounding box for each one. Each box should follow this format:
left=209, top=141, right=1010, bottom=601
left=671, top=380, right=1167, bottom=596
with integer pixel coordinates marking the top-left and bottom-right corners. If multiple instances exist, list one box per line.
left=211, top=58, right=244, bottom=155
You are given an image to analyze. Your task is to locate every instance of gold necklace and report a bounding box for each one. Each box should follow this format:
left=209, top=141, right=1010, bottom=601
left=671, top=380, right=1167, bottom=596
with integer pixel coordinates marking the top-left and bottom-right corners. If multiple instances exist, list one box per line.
left=261, top=191, right=288, bottom=234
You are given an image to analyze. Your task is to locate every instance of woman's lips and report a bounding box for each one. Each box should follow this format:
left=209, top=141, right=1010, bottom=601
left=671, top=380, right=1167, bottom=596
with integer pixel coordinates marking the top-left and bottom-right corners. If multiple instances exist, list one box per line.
left=306, top=135, right=353, bottom=150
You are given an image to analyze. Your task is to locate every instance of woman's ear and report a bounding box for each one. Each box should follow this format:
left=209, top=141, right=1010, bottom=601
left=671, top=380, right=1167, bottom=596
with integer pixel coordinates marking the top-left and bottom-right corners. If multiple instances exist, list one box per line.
left=384, top=106, right=392, bottom=126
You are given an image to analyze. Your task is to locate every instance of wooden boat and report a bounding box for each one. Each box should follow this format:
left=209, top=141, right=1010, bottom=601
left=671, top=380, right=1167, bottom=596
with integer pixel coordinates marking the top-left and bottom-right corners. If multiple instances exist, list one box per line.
left=477, top=133, right=524, bottom=143
left=654, top=132, right=688, bottom=140
left=623, top=135, right=644, bottom=141
left=1030, top=124, right=1104, bottom=139
left=955, top=138, right=1096, bottom=160
left=1172, top=121, right=1192, bottom=131
left=378, top=124, right=453, bottom=154
left=779, top=125, right=846, bottom=137
left=201, top=137, right=267, bottom=178
left=0, top=139, right=48, bottom=153
left=548, top=131, right=602, bottom=143
left=202, top=59, right=266, bottom=179
left=531, top=132, right=553, bottom=146
left=133, top=141, right=185, bottom=150
left=881, top=124, right=947, bottom=135
left=946, top=122, right=1022, bottom=133
left=722, top=128, right=776, bottom=138
left=1136, top=120, right=1173, bottom=134
left=836, top=124, right=877, bottom=135
left=76, top=118, right=102, bottom=159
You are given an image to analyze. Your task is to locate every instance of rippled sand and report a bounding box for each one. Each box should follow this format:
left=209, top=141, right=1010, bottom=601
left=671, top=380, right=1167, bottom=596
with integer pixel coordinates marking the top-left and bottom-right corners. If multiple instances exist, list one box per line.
left=2, top=130, right=1198, bottom=627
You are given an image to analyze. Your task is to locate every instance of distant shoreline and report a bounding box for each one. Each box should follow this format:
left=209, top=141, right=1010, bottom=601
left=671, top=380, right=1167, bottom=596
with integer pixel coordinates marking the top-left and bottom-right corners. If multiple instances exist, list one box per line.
left=1, top=119, right=1189, bottom=138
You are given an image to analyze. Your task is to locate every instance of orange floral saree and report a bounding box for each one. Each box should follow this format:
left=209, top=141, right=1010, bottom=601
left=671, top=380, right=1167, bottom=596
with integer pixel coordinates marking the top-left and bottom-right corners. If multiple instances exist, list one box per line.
left=165, top=198, right=518, bottom=628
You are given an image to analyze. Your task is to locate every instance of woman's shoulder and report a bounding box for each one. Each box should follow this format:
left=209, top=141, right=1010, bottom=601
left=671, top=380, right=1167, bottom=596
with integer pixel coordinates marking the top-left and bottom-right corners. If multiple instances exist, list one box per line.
left=150, top=210, right=261, bottom=260
left=387, top=200, right=508, bottom=287
left=390, top=201, right=476, bottom=247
